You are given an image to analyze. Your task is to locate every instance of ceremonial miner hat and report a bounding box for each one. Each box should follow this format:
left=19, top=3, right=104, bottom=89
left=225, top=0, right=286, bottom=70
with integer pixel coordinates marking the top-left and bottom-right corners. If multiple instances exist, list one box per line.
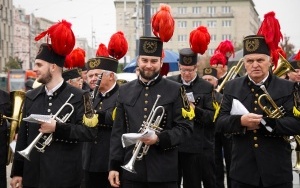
left=62, top=68, right=82, bottom=81
left=34, top=20, right=75, bottom=67
left=203, top=67, right=217, bottom=78
left=289, top=50, right=300, bottom=69
left=139, top=36, right=163, bottom=57
left=179, top=48, right=197, bottom=66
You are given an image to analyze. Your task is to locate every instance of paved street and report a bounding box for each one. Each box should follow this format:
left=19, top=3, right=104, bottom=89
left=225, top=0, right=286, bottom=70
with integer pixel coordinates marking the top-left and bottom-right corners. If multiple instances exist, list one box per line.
left=6, top=150, right=300, bottom=187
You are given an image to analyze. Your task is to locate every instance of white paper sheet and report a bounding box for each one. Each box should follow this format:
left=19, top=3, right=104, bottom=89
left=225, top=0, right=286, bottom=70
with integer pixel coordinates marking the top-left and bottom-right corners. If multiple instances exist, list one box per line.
left=23, top=114, right=52, bottom=124
left=121, top=128, right=155, bottom=148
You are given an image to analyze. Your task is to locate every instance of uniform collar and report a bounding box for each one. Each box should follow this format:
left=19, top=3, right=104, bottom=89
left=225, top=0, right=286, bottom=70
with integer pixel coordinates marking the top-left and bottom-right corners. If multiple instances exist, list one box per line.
left=138, top=75, right=162, bottom=87
left=45, top=80, right=64, bottom=96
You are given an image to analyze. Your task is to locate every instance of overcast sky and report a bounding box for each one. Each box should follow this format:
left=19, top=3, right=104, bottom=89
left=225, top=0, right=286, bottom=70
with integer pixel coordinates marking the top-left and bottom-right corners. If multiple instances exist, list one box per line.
left=13, top=0, right=300, bottom=52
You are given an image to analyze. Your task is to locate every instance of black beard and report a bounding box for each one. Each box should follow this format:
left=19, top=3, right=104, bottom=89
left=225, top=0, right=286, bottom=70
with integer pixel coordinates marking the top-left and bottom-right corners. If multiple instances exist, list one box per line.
left=139, top=69, right=160, bottom=81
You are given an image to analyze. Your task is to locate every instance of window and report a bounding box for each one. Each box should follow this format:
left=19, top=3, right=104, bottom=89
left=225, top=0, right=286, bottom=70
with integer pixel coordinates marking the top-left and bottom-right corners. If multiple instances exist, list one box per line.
left=192, top=7, right=201, bottom=14
left=151, top=7, right=157, bottom=16
left=207, top=6, right=216, bottom=15
left=222, top=6, right=231, bottom=14
left=207, top=21, right=217, bottom=28
left=193, top=21, right=201, bottom=28
left=222, top=20, right=232, bottom=27
left=208, top=49, right=214, bottom=55
left=178, top=21, right=187, bottom=28
left=210, top=34, right=217, bottom=42
left=178, top=35, right=187, bottom=42
left=178, top=7, right=187, bottom=14
left=222, top=34, right=232, bottom=40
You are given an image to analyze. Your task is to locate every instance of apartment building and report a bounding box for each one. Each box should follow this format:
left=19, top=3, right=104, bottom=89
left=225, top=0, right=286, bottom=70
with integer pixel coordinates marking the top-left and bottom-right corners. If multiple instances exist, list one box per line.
left=114, top=0, right=260, bottom=61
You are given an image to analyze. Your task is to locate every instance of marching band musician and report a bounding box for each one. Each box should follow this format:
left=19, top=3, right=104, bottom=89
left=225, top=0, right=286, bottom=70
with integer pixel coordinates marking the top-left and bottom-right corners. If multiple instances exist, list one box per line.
left=0, top=89, right=11, bottom=188
left=109, top=5, right=193, bottom=187
left=62, top=68, right=84, bottom=89
left=215, top=12, right=300, bottom=188
left=10, top=20, right=98, bottom=188
left=82, top=32, right=127, bottom=188
left=168, top=48, right=215, bottom=188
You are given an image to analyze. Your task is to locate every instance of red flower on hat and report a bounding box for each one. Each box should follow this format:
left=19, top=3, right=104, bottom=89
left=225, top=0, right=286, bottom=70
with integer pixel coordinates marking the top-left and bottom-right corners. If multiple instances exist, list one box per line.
left=35, top=19, right=75, bottom=56
left=151, top=4, right=175, bottom=42
left=257, top=11, right=283, bottom=69
left=189, top=26, right=210, bottom=55
left=210, top=51, right=227, bottom=67
left=108, top=31, right=128, bottom=60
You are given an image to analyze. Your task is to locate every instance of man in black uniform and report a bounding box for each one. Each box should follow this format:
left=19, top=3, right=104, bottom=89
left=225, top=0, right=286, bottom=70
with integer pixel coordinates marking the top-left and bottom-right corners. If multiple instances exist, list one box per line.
left=82, top=56, right=120, bottom=188
left=168, top=48, right=215, bottom=188
left=108, top=36, right=194, bottom=188
left=10, top=21, right=98, bottom=188
left=63, top=68, right=84, bottom=89
left=216, top=34, right=300, bottom=188
left=0, top=89, right=11, bottom=188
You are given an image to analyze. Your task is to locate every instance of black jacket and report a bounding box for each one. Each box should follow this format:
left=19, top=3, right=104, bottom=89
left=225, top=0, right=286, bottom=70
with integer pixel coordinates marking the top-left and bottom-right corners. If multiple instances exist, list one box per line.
left=11, top=82, right=97, bottom=188
left=216, top=74, right=300, bottom=186
left=109, top=76, right=193, bottom=182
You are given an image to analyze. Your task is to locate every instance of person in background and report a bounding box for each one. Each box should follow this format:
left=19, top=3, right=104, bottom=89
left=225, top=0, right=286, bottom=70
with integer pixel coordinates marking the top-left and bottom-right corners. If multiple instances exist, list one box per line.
left=168, top=47, right=215, bottom=188
left=202, top=67, right=219, bottom=88
left=62, top=68, right=83, bottom=89
left=10, top=20, right=98, bottom=188
left=0, top=89, right=11, bottom=188
left=82, top=31, right=127, bottom=188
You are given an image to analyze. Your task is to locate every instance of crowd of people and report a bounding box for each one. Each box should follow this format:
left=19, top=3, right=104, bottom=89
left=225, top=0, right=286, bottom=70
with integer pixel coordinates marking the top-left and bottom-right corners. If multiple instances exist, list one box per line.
left=1, top=6, right=300, bottom=188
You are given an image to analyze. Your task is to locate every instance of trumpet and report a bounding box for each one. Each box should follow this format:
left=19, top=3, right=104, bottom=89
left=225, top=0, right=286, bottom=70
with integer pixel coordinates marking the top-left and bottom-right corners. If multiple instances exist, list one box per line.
left=121, top=94, right=165, bottom=173
left=258, top=85, right=285, bottom=118
left=272, top=54, right=295, bottom=78
left=216, top=58, right=244, bottom=93
left=18, top=93, right=74, bottom=161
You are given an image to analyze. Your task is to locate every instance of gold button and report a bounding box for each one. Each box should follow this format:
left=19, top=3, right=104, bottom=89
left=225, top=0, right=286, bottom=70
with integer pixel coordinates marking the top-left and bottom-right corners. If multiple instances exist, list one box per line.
left=254, top=101, right=257, bottom=104
left=255, top=94, right=259, bottom=97
left=254, top=144, right=258, bottom=148
left=99, top=107, right=102, bottom=110
left=254, top=137, right=257, bottom=140
left=253, top=130, right=257, bottom=133
left=248, top=82, right=251, bottom=85
left=144, top=108, right=147, bottom=111
left=254, top=107, right=257, bottom=111
left=251, top=88, right=254, bottom=92
left=145, top=87, right=149, bottom=90
left=100, top=102, right=103, bottom=104
left=144, top=115, right=147, bottom=119
left=145, top=101, right=148, bottom=104
left=145, top=93, right=148, bottom=97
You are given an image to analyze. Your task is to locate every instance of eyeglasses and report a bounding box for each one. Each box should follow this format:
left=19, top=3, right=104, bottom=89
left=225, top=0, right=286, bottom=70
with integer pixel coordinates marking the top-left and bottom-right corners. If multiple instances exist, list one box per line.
left=180, top=68, right=196, bottom=73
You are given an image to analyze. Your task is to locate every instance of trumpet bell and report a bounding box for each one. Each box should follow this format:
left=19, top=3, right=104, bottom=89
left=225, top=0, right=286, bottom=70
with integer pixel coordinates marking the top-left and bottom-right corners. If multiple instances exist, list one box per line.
left=18, top=149, right=31, bottom=161
left=272, top=54, right=295, bottom=77
left=121, top=163, right=137, bottom=174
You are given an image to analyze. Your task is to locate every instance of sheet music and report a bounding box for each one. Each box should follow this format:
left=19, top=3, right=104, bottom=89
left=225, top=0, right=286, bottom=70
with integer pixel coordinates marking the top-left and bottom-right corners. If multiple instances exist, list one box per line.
left=121, top=128, right=155, bottom=148
left=23, top=114, right=52, bottom=124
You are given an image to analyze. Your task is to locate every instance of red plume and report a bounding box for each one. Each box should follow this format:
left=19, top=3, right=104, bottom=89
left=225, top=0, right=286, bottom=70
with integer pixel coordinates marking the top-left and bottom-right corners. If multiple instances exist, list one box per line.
left=35, top=19, right=75, bottom=56
left=64, top=54, right=72, bottom=69
left=70, top=48, right=85, bottom=68
left=257, top=11, right=283, bottom=68
left=151, top=4, right=175, bottom=42
left=215, top=40, right=235, bottom=58
left=189, top=26, right=210, bottom=55
left=276, top=47, right=286, bottom=59
left=294, top=50, right=300, bottom=61
left=210, top=51, right=227, bottom=67
left=108, top=31, right=128, bottom=60
left=96, top=43, right=109, bottom=57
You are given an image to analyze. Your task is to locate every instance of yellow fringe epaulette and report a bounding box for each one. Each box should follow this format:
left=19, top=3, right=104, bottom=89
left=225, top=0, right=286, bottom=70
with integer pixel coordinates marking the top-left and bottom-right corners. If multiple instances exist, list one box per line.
left=213, top=102, right=221, bottom=122
left=293, top=106, right=300, bottom=117
left=182, top=106, right=195, bottom=120
left=82, top=114, right=99, bottom=127
left=112, top=107, right=117, bottom=121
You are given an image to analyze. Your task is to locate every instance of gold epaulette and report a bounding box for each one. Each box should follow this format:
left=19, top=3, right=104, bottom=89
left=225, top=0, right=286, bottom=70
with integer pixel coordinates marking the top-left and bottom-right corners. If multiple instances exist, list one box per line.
left=293, top=106, right=300, bottom=117
left=213, top=101, right=220, bottom=122
left=83, top=114, right=99, bottom=127
left=112, top=107, right=117, bottom=121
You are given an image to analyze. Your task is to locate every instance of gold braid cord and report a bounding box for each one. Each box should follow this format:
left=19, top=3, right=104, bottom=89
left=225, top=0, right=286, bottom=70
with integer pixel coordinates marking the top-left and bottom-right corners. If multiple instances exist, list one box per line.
left=180, top=87, right=195, bottom=120
left=82, top=93, right=98, bottom=127
left=293, top=90, right=300, bottom=117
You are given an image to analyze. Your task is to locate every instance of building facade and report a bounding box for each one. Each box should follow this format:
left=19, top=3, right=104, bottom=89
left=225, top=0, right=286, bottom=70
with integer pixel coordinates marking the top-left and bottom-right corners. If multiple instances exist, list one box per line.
left=0, top=0, right=14, bottom=72
left=114, top=0, right=260, bottom=61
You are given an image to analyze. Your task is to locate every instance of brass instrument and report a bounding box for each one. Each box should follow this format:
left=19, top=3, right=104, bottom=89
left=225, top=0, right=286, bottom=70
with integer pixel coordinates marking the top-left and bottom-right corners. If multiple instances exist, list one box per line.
left=272, top=54, right=295, bottom=78
left=18, top=93, right=74, bottom=161
left=258, top=85, right=285, bottom=118
left=90, top=73, right=103, bottom=102
left=216, top=58, right=244, bottom=93
left=3, top=90, right=26, bottom=165
left=121, top=95, right=165, bottom=173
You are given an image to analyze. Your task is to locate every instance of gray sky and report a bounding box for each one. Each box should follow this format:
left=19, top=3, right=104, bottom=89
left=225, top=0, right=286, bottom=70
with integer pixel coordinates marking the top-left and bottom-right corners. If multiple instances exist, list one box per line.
left=13, top=0, right=300, bottom=52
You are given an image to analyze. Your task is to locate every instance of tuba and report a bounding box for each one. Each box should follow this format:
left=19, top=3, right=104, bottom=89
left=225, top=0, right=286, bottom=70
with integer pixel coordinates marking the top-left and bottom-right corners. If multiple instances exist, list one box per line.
left=272, top=54, right=295, bottom=78
left=121, top=95, right=165, bottom=173
left=216, top=58, right=244, bottom=93
left=3, top=90, right=26, bottom=165
left=18, top=93, right=74, bottom=161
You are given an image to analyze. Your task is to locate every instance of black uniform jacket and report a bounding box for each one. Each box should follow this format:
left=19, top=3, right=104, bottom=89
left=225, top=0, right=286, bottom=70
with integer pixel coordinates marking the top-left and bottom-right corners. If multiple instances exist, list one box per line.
left=11, top=82, right=97, bottom=188
left=82, top=84, right=118, bottom=172
left=0, top=90, right=11, bottom=165
left=168, top=75, right=215, bottom=152
left=109, top=76, right=193, bottom=182
left=216, top=74, right=300, bottom=187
